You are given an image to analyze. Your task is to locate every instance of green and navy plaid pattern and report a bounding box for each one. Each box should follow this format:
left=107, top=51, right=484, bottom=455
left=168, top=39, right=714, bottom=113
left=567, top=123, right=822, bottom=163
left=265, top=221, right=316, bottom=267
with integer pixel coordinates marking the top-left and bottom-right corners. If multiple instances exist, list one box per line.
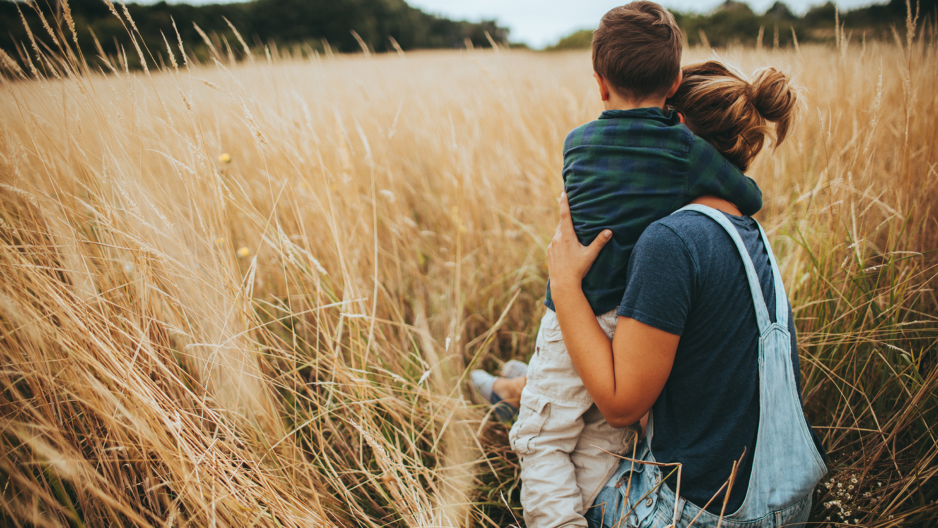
left=545, top=107, right=763, bottom=315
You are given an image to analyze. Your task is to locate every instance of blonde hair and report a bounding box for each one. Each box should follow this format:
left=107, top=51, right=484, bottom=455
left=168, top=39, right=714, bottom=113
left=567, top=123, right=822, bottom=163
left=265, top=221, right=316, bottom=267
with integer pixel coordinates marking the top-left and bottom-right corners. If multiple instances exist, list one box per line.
left=667, top=61, right=798, bottom=171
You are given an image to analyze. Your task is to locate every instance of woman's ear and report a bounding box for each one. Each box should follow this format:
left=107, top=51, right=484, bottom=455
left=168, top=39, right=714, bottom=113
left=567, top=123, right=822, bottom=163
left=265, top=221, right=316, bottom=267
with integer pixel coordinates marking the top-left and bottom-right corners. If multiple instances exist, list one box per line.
left=666, top=70, right=683, bottom=99
left=593, top=72, right=610, bottom=102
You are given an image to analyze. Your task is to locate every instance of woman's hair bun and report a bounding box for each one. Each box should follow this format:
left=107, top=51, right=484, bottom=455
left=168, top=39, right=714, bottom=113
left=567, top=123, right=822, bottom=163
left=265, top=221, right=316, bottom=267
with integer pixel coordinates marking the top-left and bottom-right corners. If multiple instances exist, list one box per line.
left=667, top=60, right=799, bottom=171
left=749, top=67, right=797, bottom=146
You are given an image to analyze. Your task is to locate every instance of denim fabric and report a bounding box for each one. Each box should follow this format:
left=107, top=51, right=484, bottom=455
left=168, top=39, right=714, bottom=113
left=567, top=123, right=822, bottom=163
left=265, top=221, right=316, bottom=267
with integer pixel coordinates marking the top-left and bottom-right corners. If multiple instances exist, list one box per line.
left=585, top=443, right=660, bottom=528
left=510, top=309, right=638, bottom=528
left=586, top=205, right=826, bottom=528
left=587, top=443, right=813, bottom=528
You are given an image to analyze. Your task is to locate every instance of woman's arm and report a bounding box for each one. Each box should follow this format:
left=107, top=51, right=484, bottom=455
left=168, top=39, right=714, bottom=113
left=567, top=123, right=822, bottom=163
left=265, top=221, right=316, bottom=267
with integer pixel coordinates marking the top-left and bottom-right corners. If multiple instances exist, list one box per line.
left=547, top=193, right=680, bottom=428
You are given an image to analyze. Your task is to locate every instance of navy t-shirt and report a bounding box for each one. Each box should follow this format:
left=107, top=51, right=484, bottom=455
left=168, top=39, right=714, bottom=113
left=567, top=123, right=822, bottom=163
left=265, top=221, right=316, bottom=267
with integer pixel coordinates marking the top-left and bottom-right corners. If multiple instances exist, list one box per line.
left=616, top=210, right=825, bottom=514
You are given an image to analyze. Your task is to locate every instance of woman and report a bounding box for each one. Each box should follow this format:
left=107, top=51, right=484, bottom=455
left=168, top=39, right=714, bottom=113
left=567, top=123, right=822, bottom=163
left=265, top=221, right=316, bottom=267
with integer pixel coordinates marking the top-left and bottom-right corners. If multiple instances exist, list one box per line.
left=547, top=192, right=826, bottom=527
left=475, top=61, right=828, bottom=527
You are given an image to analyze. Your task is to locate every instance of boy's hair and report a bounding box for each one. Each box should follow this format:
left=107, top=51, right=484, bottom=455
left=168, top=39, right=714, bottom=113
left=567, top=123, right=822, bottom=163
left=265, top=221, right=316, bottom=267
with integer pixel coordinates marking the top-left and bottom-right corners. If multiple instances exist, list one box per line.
left=667, top=61, right=799, bottom=171
left=592, top=2, right=683, bottom=101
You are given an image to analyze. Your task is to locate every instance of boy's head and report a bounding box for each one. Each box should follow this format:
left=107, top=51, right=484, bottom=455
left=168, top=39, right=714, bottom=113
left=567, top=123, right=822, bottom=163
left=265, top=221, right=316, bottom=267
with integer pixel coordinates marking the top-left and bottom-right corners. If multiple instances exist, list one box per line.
left=592, top=2, right=683, bottom=102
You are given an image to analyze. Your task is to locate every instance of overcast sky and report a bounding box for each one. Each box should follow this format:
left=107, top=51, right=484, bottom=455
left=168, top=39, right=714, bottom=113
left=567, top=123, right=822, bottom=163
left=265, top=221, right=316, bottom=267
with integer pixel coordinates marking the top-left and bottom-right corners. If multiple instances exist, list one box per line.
left=405, top=0, right=884, bottom=48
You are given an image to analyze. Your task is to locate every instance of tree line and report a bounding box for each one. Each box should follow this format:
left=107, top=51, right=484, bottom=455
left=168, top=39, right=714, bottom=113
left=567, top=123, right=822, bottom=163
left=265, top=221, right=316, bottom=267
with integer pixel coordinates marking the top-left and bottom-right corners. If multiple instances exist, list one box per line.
left=549, top=0, right=937, bottom=50
left=1, top=0, right=934, bottom=74
left=0, top=0, right=510, bottom=71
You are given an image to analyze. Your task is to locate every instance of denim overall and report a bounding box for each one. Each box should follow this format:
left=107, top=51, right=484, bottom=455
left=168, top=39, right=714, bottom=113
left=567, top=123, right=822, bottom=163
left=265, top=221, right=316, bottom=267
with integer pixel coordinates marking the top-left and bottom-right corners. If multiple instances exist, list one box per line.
left=587, top=205, right=827, bottom=528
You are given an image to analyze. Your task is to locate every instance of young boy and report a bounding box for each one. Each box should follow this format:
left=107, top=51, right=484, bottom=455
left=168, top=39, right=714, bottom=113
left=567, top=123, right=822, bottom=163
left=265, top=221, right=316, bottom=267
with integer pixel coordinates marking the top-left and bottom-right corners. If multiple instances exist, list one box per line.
left=503, top=3, right=763, bottom=527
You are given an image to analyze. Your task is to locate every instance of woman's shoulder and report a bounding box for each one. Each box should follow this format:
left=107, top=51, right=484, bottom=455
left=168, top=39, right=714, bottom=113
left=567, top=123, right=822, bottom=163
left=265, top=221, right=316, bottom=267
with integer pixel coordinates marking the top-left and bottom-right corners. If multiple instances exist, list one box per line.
left=653, top=210, right=758, bottom=235
left=641, top=210, right=721, bottom=243
left=628, top=217, right=702, bottom=276
left=639, top=211, right=759, bottom=259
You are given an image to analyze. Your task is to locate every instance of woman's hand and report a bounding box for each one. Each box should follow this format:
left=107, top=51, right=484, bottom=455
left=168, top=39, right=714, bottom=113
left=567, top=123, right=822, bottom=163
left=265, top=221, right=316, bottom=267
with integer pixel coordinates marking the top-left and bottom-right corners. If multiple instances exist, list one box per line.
left=547, top=192, right=613, bottom=292
left=548, top=192, right=679, bottom=430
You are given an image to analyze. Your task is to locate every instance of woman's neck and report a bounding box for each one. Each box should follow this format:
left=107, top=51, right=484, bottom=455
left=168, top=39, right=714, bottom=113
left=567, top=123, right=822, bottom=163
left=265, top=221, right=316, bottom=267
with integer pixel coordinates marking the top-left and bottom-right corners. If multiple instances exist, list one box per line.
left=689, top=196, right=743, bottom=217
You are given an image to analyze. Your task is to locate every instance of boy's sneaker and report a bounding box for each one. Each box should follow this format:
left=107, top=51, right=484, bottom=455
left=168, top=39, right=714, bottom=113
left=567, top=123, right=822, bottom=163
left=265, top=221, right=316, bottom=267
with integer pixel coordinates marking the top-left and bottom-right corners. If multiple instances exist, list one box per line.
left=470, top=370, right=519, bottom=422
left=501, top=359, right=528, bottom=379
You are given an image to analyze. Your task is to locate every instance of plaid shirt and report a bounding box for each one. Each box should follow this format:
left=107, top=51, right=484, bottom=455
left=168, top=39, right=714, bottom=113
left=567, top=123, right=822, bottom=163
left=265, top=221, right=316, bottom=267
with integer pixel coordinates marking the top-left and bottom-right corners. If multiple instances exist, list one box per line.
left=545, top=107, right=763, bottom=314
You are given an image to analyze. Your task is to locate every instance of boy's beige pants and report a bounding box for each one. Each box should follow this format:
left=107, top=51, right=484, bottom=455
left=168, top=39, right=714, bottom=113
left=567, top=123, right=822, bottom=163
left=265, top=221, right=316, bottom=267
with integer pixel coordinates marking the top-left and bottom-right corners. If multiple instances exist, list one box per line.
left=509, top=309, right=638, bottom=528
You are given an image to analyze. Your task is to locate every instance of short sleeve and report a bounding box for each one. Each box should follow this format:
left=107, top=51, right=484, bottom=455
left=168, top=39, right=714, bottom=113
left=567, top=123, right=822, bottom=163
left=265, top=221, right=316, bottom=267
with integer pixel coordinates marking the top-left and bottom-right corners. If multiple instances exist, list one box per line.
left=616, top=222, right=697, bottom=336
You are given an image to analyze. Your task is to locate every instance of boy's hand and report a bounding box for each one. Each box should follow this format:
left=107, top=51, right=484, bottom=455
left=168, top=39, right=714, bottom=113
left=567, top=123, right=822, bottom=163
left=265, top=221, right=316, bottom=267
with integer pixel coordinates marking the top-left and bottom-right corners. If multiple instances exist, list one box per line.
left=547, top=192, right=612, bottom=291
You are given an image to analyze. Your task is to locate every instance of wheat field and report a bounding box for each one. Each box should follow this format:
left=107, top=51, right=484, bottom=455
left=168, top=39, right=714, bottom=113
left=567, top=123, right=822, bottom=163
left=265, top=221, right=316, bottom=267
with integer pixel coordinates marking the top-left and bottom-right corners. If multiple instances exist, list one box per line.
left=0, top=9, right=936, bottom=527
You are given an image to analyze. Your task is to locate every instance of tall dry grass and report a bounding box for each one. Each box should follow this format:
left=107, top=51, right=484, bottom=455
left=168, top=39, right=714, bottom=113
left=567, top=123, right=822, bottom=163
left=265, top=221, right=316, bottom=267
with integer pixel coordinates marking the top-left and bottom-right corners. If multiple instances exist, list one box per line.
left=0, top=8, right=935, bottom=527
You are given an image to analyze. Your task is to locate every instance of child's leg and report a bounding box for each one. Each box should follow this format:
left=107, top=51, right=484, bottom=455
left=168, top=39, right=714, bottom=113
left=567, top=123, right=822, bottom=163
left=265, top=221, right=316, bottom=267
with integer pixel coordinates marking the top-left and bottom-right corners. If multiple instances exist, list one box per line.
left=509, top=309, right=595, bottom=528
left=470, top=361, right=528, bottom=416
left=491, top=375, right=526, bottom=407
left=469, top=371, right=526, bottom=421
left=501, top=359, right=529, bottom=379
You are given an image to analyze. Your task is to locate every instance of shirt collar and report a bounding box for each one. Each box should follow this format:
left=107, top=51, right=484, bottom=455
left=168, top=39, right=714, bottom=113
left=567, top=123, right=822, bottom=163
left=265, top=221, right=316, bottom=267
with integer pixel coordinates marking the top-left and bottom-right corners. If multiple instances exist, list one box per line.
left=598, top=107, right=680, bottom=124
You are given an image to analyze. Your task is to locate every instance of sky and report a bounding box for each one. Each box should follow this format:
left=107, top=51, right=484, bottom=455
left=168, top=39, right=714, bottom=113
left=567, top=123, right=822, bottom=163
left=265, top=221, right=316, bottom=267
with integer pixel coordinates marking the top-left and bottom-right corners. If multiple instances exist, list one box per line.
left=167, top=0, right=888, bottom=49
left=404, top=0, right=885, bottom=48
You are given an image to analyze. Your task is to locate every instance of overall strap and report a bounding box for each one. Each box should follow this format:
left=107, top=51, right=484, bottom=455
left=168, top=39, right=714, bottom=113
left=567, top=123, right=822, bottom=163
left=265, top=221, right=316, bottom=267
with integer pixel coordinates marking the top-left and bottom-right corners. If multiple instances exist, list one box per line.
left=676, top=205, right=772, bottom=333
left=756, top=222, right=789, bottom=331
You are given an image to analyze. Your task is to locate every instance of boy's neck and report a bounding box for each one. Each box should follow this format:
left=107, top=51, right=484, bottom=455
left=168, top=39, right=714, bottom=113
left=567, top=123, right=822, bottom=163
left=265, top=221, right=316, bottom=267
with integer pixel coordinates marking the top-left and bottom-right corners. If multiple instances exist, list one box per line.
left=602, top=92, right=668, bottom=112
left=593, top=72, right=682, bottom=113
left=594, top=73, right=671, bottom=112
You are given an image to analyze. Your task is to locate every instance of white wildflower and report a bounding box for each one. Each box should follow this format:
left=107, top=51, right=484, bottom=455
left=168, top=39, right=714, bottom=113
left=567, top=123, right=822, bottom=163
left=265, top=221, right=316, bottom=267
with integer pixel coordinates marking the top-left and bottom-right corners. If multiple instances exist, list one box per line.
left=418, top=369, right=432, bottom=385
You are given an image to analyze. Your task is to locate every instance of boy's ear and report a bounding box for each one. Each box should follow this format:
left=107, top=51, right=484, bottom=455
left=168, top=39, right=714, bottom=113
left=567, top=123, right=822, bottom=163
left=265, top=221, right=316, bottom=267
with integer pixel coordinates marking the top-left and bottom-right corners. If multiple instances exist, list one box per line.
left=593, top=72, right=610, bottom=102
left=666, top=70, right=683, bottom=99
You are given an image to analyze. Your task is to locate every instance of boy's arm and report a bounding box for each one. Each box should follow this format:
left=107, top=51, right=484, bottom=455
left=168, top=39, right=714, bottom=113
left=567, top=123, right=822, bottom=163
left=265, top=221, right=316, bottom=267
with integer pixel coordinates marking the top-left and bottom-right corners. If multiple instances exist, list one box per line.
left=686, top=138, right=763, bottom=216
